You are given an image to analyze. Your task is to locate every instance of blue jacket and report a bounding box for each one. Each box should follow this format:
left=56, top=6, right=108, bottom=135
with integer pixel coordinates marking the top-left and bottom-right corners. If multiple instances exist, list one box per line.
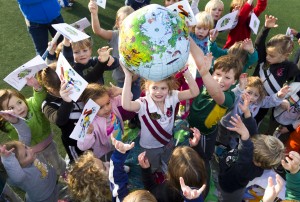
left=18, top=0, right=61, bottom=24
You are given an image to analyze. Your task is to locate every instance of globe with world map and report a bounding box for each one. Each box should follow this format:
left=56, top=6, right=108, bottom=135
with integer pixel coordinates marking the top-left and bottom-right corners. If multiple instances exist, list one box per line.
left=119, top=4, right=190, bottom=81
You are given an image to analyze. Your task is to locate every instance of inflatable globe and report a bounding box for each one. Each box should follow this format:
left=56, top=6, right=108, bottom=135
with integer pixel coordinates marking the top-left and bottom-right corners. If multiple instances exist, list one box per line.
left=119, top=4, right=190, bottom=81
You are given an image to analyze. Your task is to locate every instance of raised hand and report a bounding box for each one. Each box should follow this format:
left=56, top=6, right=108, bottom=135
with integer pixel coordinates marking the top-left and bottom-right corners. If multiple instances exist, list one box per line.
left=197, top=53, right=213, bottom=77
left=0, top=145, right=14, bottom=157
left=281, top=151, right=300, bottom=174
left=120, top=62, right=133, bottom=78
left=265, top=15, right=278, bottom=28
left=87, top=123, right=94, bottom=135
left=26, top=77, right=42, bottom=91
left=180, top=177, right=206, bottom=200
left=238, top=73, right=248, bottom=90
left=227, top=115, right=250, bottom=140
left=138, top=151, right=150, bottom=169
left=111, top=136, right=134, bottom=154
left=189, top=127, right=201, bottom=147
left=242, top=38, right=255, bottom=54
left=239, top=93, right=251, bottom=116
left=262, top=174, right=284, bottom=202
left=209, top=29, right=218, bottom=42
left=59, top=80, right=72, bottom=102
left=97, top=46, right=113, bottom=63
left=277, top=85, right=290, bottom=99
left=108, top=82, right=122, bottom=97
left=88, top=0, right=98, bottom=14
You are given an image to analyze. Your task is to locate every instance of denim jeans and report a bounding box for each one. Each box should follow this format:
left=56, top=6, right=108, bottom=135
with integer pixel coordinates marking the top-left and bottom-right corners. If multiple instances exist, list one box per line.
left=27, top=15, right=64, bottom=56
left=117, top=77, right=141, bottom=100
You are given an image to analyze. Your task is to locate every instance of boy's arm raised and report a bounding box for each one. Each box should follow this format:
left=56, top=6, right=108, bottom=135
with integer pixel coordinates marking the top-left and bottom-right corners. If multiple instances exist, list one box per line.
left=190, top=39, right=225, bottom=104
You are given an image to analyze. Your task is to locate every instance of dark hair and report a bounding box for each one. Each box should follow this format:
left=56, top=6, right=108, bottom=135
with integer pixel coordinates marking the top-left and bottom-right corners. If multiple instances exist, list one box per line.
left=213, top=55, right=243, bottom=80
left=37, top=65, right=61, bottom=95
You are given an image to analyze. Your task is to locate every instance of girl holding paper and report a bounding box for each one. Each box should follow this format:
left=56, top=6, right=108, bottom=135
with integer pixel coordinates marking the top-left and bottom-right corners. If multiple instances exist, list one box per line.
left=0, top=77, right=66, bottom=176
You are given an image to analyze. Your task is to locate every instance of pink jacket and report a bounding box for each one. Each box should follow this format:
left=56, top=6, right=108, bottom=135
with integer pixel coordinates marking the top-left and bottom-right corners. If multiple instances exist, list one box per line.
left=77, top=96, right=124, bottom=158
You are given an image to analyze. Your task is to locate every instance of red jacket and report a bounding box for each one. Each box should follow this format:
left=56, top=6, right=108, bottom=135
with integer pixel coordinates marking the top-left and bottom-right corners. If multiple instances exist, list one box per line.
left=223, top=0, right=267, bottom=49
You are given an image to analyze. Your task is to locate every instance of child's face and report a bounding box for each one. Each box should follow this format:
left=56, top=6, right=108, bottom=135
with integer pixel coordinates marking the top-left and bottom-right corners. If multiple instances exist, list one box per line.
left=148, top=81, right=169, bottom=103
left=194, top=26, right=210, bottom=40
left=244, top=86, right=260, bottom=104
left=95, top=158, right=109, bottom=175
left=4, top=95, right=28, bottom=118
left=18, top=144, right=35, bottom=167
left=165, top=0, right=179, bottom=6
left=210, top=6, right=224, bottom=21
left=212, top=69, right=236, bottom=91
left=266, top=47, right=287, bottom=65
left=116, top=13, right=127, bottom=29
left=73, top=47, right=92, bottom=65
left=94, top=94, right=112, bottom=118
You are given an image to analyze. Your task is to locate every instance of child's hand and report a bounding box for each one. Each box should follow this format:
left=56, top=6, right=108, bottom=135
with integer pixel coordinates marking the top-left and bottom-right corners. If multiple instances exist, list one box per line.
left=281, top=151, right=300, bottom=174
left=88, top=0, right=98, bottom=14
left=262, top=174, right=284, bottom=202
left=60, top=80, right=72, bottom=102
left=189, top=127, right=201, bottom=147
left=26, top=77, right=42, bottom=91
left=108, top=82, right=122, bottom=97
left=111, top=136, right=134, bottom=154
left=120, top=62, right=133, bottom=78
left=265, top=15, right=278, bottom=28
left=63, top=37, right=70, bottom=47
left=239, top=73, right=248, bottom=90
left=0, top=145, right=14, bottom=157
left=197, top=53, right=213, bottom=77
left=0, top=110, right=19, bottom=124
left=87, top=123, right=94, bottom=135
left=97, top=46, right=113, bottom=64
left=278, top=126, right=289, bottom=134
left=180, top=177, right=206, bottom=200
left=280, top=99, right=290, bottom=112
left=48, top=41, right=57, bottom=55
left=241, top=38, right=255, bottom=54
left=209, top=29, right=218, bottom=42
left=138, top=151, right=150, bottom=169
left=239, top=93, right=251, bottom=114
left=277, top=85, right=290, bottom=99
left=227, top=115, right=250, bottom=140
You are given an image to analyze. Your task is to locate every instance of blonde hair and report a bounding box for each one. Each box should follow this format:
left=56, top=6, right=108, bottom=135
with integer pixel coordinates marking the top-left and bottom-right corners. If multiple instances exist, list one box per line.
left=114, top=6, right=134, bottom=29
left=267, top=34, right=294, bottom=57
left=246, top=76, right=266, bottom=102
left=143, top=75, right=179, bottom=95
left=227, top=41, right=248, bottom=66
left=192, top=12, right=214, bottom=33
left=167, top=146, right=207, bottom=192
left=123, top=190, right=157, bottom=202
left=80, top=83, right=110, bottom=104
left=230, top=0, right=247, bottom=12
left=68, top=151, right=111, bottom=202
left=205, top=0, right=224, bottom=13
left=71, top=38, right=93, bottom=51
left=251, top=135, right=285, bottom=169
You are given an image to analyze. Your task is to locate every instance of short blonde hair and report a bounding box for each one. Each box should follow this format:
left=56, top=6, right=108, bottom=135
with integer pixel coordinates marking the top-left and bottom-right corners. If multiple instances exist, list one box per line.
left=193, top=12, right=214, bottom=32
left=68, top=151, right=111, bottom=202
left=114, top=6, right=134, bottom=29
left=205, top=0, right=224, bottom=13
left=71, top=38, right=93, bottom=51
left=123, top=190, right=157, bottom=202
left=230, top=0, right=247, bottom=12
left=251, top=135, right=285, bottom=169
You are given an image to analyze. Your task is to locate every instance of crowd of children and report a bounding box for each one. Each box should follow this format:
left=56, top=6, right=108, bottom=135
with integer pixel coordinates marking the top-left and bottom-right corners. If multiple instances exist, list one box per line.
left=1, top=0, right=300, bottom=201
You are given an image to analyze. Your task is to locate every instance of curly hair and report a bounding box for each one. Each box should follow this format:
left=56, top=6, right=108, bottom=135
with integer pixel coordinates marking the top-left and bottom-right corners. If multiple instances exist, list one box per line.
left=166, top=146, right=207, bottom=192
left=68, top=151, right=111, bottom=202
left=251, top=134, right=285, bottom=169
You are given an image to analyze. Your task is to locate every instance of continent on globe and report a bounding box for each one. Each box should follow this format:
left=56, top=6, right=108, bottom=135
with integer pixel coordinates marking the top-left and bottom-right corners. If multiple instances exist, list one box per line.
left=119, top=4, right=190, bottom=81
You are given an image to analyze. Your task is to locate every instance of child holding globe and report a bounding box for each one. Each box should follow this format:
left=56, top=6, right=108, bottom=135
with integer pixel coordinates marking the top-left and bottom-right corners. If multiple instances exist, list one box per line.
left=121, top=61, right=199, bottom=175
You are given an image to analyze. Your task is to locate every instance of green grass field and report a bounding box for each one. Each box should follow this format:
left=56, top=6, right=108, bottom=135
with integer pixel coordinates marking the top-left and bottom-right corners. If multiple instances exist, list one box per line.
left=0, top=0, right=299, bottom=200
